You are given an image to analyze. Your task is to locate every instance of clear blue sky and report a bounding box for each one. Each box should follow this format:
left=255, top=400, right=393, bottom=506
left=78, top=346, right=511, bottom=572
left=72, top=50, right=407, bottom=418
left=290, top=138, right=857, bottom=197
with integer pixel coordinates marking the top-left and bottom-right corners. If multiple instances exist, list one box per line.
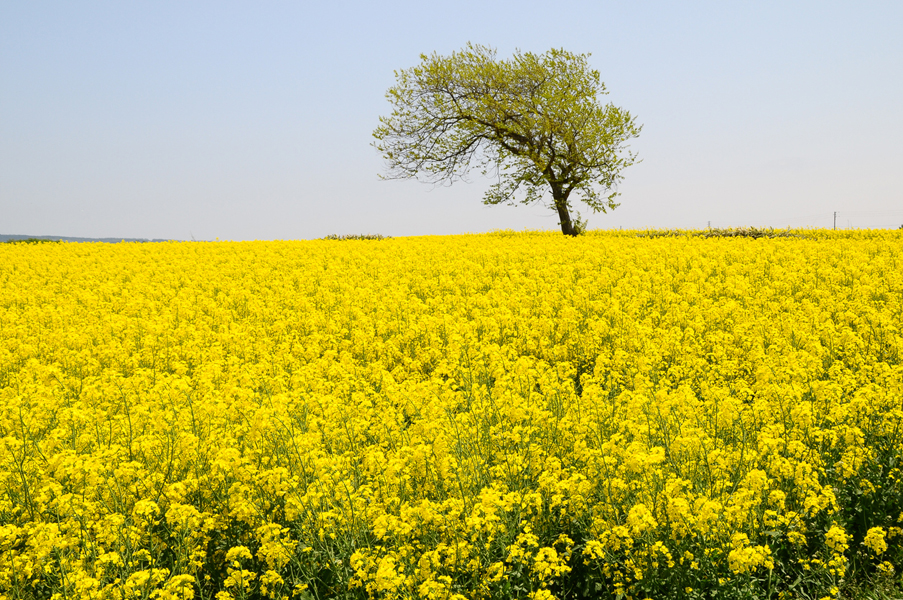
left=2, top=1, right=902, bottom=240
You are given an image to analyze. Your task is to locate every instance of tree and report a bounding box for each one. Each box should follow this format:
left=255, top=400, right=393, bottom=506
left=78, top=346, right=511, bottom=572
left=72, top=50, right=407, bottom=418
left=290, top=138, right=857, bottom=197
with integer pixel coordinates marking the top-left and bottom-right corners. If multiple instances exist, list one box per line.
left=373, top=43, right=642, bottom=236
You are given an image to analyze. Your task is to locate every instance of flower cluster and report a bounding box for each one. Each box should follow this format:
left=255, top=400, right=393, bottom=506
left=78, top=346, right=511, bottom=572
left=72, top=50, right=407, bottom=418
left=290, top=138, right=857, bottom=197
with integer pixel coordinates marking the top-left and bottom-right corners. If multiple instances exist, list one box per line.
left=1, top=230, right=901, bottom=599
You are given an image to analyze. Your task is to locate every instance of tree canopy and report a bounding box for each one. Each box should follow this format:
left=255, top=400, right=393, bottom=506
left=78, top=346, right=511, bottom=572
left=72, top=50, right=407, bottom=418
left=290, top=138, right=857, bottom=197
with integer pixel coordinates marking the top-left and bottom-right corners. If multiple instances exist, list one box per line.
left=373, top=43, right=642, bottom=235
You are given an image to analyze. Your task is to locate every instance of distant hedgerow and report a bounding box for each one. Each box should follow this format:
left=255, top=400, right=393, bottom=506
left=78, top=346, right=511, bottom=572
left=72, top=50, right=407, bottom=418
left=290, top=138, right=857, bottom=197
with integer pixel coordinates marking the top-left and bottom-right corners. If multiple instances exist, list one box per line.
left=636, top=227, right=806, bottom=239
left=2, top=232, right=902, bottom=600
left=4, top=237, right=62, bottom=244
left=321, top=234, right=390, bottom=240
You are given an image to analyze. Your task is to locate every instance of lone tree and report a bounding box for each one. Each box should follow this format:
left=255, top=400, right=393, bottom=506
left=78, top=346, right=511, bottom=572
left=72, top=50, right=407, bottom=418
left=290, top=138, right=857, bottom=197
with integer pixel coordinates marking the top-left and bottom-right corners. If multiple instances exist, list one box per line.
left=373, top=43, right=641, bottom=236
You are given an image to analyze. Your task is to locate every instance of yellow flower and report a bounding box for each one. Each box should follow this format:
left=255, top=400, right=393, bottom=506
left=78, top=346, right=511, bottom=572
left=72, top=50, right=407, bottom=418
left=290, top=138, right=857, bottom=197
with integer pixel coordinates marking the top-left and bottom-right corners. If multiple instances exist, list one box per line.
left=787, top=531, right=807, bottom=546
left=3, top=232, right=903, bottom=598
left=224, top=569, right=257, bottom=592
left=825, top=525, right=849, bottom=553
left=627, top=503, right=658, bottom=536
left=862, top=527, right=887, bottom=555
left=225, top=546, right=254, bottom=563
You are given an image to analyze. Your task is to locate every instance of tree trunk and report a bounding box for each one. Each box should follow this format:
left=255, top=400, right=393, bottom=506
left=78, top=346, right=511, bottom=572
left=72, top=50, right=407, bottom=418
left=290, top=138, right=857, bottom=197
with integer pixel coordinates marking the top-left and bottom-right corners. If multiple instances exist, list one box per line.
left=553, top=192, right=577, bottom=236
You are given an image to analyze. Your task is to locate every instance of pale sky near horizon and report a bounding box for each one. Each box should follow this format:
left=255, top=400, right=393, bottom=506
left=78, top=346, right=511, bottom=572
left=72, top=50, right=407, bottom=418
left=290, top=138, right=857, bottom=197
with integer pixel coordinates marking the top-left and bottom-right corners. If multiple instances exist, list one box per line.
left=2, top=1, right=902, bottom=241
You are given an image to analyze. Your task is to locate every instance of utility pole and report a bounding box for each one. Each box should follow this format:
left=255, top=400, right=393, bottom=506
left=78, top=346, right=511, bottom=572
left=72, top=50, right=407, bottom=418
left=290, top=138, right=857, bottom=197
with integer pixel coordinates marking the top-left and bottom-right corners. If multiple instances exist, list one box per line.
left=834, top=211, right=837, bottom=230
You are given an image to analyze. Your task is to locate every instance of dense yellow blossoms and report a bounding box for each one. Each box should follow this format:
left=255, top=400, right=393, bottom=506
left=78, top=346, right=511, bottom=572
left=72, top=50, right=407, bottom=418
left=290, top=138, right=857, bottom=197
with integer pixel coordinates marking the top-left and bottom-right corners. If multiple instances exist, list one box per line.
left=1, top=230, right=902, bottom=600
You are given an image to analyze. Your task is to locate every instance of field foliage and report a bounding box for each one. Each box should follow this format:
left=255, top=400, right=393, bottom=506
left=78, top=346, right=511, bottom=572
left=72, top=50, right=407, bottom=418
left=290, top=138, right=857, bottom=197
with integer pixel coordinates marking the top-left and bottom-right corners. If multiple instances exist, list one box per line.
left=1, top=230, right=902, bottom=600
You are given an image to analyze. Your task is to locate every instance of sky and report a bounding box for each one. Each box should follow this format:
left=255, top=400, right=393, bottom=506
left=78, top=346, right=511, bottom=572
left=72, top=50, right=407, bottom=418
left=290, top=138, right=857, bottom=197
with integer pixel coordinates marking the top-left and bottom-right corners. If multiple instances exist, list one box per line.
left=2, top=1, right=902, bottom=240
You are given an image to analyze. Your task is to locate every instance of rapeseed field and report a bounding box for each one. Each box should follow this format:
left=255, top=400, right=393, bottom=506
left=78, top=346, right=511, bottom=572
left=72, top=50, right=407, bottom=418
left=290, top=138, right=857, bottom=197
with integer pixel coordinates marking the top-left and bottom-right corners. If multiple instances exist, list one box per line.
left=1, top=230, right=901, bottom=600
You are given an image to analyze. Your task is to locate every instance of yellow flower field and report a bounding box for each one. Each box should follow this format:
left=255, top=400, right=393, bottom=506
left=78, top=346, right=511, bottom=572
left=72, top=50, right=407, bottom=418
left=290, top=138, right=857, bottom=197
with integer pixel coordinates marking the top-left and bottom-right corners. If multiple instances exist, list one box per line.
left=1, top=230, right=901, bottom=600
